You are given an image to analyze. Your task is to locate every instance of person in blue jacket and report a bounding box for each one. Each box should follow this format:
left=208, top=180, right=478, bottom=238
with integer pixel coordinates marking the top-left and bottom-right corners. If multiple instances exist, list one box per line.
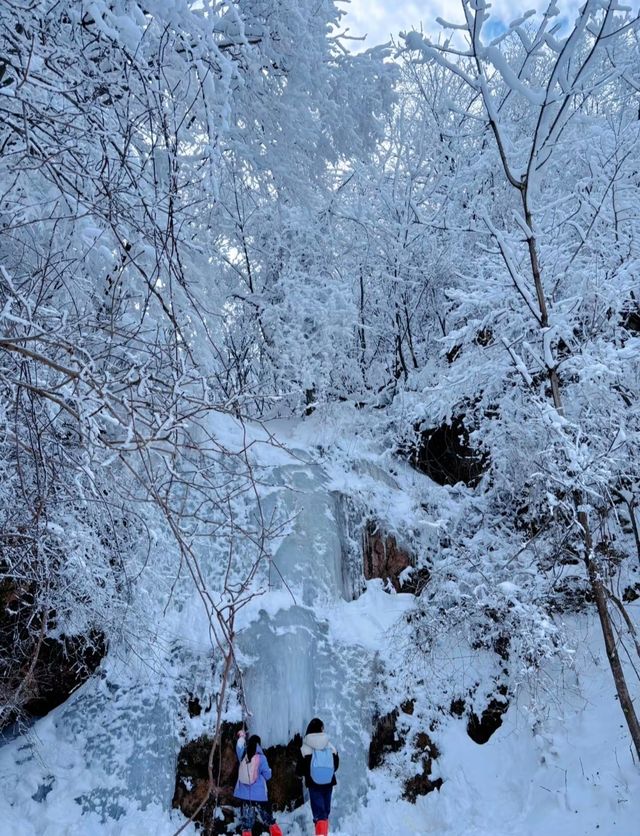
left=234, top=730, right=282, bottom=836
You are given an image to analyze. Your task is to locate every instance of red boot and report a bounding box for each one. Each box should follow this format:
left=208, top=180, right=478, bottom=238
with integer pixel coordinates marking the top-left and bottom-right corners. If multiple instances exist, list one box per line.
left=269, top=826, right=283, bottom=836
left=242, top=832, right=251, bottom=836
left=315, top=822, right=329, bottom=836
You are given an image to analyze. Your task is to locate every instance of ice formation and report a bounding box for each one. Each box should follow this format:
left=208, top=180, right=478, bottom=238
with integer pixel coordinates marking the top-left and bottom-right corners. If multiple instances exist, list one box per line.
left=239, top=461, right=374, bottom=822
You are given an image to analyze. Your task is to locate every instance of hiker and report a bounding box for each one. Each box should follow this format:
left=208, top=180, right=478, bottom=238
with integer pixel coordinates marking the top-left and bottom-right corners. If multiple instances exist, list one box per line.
left=296, top=718, right=339, bottom=836
left=234, top=730, right=282, bottom=836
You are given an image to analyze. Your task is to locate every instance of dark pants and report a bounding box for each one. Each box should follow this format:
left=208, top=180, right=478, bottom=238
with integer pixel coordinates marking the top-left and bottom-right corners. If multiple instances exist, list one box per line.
left=238, top=801, right=275, bottom=833
left=308, top=785, right=333, bottom=822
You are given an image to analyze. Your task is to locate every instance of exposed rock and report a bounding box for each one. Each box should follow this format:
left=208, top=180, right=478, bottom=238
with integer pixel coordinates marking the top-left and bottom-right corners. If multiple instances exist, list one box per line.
left=402, top=418, right=485, bottom=488
left=400, top=699, right=415, bottom=715
left=20, top=632, right=105, bottom=719
left=466, top=697, right=509, bottom=744
left=450, top=698, right=465, bottom=717
left=368, top=708, right=402, bottom=769
left=401, top=565, right=431, bottom=595
left=623, top=583, right=640, bottom=603
left=173, top=726, right=303, bottom=834
left=404, top=770, right=443, bottom=801
left=187, top=694, right=213, bottom=718
left=261, top=735, right=304, bottom=812
left=370, top=705, right=445, bottom=802
left=0, top=569, right=106, bottom=729
left=188, top=695, right=203, bottom=717
left=363, top=523, right=428, bottom=593
left=172, top=726, right=240, bottom=835
left=403, top=731, right=443, bottom=802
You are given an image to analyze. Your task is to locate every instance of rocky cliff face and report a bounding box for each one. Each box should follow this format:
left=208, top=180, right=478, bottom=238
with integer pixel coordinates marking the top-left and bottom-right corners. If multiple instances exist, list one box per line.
left=0, top=567, right=106, bottom=731
left=173, top=723, right=303, bottom=834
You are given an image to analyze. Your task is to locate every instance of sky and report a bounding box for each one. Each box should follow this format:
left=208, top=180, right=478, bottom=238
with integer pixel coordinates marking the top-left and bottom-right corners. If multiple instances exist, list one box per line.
left=342, top=0, right=638, bottom=48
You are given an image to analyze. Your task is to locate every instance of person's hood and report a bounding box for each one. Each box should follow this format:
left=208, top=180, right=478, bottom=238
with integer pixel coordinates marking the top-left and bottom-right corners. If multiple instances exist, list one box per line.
left=301, top=731, right=336, bottom=753
left=304, top=732, right=329, bottom=750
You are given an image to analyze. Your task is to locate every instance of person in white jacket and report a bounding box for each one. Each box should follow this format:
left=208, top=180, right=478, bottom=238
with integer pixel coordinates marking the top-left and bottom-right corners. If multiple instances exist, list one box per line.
left=295, top=718, right=339, bottom=836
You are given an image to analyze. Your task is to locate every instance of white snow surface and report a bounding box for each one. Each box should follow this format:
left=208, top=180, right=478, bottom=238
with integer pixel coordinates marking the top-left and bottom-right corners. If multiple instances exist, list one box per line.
left=0, top=413, right=638, bottom=835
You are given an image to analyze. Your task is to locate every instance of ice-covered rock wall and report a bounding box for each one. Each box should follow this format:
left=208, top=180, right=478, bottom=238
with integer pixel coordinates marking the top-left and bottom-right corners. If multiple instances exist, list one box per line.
left=0, top=646, right=205, bottom=835
left=0, top=548, right=220, bottom=835
left=238, top=461, right=374, bottom=823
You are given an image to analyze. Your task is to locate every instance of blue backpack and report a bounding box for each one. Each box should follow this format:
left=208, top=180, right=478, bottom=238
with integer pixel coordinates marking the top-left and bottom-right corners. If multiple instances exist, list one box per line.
left=310, top=747, right=334, bottom=785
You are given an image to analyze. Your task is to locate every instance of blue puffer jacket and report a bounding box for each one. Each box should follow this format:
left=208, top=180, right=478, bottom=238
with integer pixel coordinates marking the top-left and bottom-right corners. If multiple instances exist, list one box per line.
left=233, top=739, right=272, bottom=802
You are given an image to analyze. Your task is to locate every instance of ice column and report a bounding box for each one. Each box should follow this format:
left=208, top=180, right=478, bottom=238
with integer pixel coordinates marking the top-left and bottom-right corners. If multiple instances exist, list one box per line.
left=240, top=462, right=372, bottom=823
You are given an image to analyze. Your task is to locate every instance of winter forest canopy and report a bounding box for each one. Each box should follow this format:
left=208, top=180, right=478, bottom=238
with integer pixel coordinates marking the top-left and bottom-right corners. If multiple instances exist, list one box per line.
left=1, top=1, right=639, bottom=834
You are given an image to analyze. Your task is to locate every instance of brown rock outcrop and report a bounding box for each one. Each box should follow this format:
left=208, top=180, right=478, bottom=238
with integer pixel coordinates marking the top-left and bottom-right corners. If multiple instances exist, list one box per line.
left=363, top=523, right=428, bottom=593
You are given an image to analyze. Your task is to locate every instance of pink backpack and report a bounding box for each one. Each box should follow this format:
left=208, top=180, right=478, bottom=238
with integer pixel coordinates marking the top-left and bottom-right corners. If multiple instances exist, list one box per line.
left=238, top=753, right=260, bottom=785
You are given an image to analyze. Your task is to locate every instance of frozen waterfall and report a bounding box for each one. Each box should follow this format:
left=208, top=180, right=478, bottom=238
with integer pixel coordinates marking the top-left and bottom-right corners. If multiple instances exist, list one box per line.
left=239, top=462, right=374, bottom=824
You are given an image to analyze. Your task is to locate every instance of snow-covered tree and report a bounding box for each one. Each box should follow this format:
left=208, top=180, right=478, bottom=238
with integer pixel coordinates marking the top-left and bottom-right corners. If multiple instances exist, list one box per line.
left=401, top=0, right=640, bottom=755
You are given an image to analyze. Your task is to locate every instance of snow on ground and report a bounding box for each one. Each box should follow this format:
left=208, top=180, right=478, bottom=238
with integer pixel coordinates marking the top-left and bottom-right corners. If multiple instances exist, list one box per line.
left=1, top=601, right=638, bottom=836
left=4, top=590, right=634, bottom=836
left=276, top=607, right=638, bottom=836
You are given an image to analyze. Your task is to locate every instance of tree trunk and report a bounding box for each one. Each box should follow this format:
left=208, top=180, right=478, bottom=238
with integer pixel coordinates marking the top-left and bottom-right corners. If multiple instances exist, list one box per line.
left=579, top=509, right=640, bottom=762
